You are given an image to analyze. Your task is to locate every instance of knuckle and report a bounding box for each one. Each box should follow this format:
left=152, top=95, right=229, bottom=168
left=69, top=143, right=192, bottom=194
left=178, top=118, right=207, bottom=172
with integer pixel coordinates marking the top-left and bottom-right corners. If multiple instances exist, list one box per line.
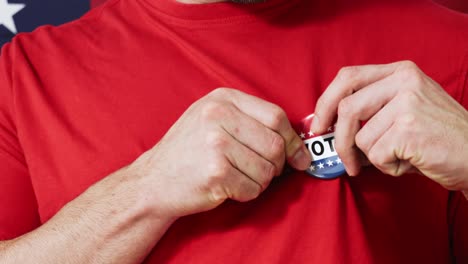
left=248, top=184, right=263, bottom=200
left=337, top=66, right=360, bottom=82
left=395, top=113, right=417, bottom=132
left=269, top=133, right=286, bottom=157
left=337, top=97, right=356, bottom=119
left=262, top=161, right=277, bottom=183
left=207, top=159, right=230, bottom=180
left=397, top=62, right=423, bottom=86
left=205, top=161, right=231, bottom=203
left=267, top=106, right=288, bottom=130
left=398, top=60, right=418, bottom=70
left=199, top=101, right=227, bottom=121
left=400, top=90, right=423, bottom=106
left=209, top=87, right=231, bottom=98
left=255, top=162, right=276, bottom=191
left=236, top=181, right=262, bottom=202
left=206, top=131, right=229, bottom=150
left=355, top=132, right=368, bottom=153
left=400, top=112, right=417, bottom=125
left=315, top=96, right=325, bottom=110
left=367, top=148, right=384, bottom=167
left=209, top=186, right=228, bottom=204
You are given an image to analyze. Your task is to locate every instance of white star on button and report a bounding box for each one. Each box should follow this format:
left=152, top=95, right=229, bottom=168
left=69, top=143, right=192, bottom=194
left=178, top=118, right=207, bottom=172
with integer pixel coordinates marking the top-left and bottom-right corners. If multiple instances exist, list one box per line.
left=317, top=162, right=325, bottom=169
left=300, top=132, right=305, bottom=139
left=0, top=0, right=25, bottom=34
left=327, top=160, right=334, bottom=167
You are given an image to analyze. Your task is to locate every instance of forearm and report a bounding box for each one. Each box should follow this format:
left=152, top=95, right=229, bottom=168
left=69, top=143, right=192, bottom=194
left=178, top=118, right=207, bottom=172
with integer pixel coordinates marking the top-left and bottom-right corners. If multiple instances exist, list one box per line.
left=0, top=164, right=175, bottom=264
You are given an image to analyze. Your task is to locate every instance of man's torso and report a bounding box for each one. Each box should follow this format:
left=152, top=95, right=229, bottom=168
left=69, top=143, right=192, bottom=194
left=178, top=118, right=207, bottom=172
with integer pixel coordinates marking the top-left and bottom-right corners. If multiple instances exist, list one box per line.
left=2, top=0, right=468, bottom=262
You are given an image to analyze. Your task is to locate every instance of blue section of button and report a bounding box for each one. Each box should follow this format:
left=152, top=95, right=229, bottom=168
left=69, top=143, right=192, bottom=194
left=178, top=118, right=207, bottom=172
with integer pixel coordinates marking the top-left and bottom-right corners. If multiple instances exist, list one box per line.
left=306, top=156, right=345, bottom=179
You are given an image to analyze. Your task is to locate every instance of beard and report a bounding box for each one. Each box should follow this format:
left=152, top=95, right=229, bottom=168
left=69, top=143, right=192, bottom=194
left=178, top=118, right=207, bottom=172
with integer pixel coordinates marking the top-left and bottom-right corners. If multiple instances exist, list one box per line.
left=229, top=0, right=266, bottom=3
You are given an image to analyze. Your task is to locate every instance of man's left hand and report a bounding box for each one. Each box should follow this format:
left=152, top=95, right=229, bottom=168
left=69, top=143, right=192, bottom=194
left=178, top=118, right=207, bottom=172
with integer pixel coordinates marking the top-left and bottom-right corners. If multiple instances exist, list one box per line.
left=312, top=61, right=468, bottom=192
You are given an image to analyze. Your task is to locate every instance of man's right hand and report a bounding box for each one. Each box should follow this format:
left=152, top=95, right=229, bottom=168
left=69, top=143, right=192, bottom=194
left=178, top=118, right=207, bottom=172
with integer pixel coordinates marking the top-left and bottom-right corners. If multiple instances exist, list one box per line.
left=0, top=88, right=311, bottom=264
left=132, top=88, right=312, bottom=219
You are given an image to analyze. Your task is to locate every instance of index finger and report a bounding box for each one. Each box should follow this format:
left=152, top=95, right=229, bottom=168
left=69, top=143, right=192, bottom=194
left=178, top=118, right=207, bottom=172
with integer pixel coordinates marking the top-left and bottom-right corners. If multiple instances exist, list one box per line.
left=211, top=88, right=312, bottom=171
left=312, top=63, right=399, bottom=134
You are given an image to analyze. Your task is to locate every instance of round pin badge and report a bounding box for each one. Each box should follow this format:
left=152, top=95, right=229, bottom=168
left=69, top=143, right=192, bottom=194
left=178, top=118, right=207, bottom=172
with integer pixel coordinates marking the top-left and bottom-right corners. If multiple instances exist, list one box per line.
left=295, top=114, right=345, bottom=179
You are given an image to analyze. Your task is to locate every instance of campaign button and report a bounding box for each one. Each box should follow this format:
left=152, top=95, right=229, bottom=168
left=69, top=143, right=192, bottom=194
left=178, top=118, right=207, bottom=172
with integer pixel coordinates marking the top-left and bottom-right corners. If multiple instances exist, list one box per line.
left=295, top=114, right=345, bottom=179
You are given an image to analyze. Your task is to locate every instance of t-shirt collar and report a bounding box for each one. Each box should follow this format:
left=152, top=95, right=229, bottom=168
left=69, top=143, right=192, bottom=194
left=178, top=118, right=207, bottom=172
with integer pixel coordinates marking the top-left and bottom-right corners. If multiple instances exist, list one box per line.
left=141, top=0, right=300, bottom=22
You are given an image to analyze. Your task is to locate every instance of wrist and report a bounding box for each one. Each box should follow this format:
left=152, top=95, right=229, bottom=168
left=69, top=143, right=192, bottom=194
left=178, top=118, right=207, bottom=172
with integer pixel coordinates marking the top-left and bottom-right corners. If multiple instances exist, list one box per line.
left=124, top=153, right=180, bottom=224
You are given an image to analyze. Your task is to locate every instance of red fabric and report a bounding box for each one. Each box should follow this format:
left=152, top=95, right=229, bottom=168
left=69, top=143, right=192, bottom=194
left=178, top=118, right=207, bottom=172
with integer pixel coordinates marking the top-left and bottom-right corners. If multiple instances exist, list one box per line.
left=92, top=0, right=468, bottom=12
left=90, top=0, right=107, bottom=8
left=434, top=0, right=468, bottom=13
left=1, top=0, right=468, bottom=263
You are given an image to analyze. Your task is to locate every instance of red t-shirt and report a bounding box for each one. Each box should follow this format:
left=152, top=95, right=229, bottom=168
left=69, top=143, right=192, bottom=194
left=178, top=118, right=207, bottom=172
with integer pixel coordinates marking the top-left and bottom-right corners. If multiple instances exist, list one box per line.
left=434, top=0, right=468, bottom=13
left=1, top=0, right=468, bottom=263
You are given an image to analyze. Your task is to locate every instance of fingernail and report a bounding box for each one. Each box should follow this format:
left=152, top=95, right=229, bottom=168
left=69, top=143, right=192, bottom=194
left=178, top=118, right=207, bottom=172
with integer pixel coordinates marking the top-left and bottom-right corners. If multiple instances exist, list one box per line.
left=311, top=115, right=320, bottom=133
left=293, top=148, right=311, bottom=170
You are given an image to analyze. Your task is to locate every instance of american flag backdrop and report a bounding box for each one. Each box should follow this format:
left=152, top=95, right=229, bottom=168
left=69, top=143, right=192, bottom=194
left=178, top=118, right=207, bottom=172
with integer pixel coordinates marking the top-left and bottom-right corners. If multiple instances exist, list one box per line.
left=0, top=0, right=105, bottom=47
